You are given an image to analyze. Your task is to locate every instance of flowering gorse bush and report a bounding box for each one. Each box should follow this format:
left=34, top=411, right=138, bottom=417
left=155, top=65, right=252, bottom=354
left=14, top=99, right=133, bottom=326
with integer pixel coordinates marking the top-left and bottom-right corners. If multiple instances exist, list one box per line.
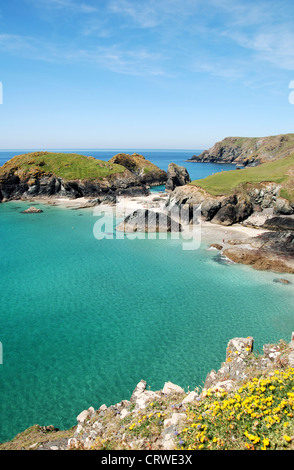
left=176, top=367, right=294, bottom=450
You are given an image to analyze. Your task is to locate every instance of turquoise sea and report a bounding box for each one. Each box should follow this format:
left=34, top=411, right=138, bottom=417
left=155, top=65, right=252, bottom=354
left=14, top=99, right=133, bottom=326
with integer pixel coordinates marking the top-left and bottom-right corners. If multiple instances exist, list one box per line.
left=1, top=149, right=294, bottom=443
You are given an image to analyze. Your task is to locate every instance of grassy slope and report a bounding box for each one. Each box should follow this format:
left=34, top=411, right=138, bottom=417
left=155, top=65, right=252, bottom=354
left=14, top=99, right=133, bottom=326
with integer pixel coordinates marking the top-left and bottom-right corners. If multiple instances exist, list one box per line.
left=190, top=152, right=294, bottom=200
left=108, top=153, right=161, bottom=174
left=0, top=152, right=126, bottom=181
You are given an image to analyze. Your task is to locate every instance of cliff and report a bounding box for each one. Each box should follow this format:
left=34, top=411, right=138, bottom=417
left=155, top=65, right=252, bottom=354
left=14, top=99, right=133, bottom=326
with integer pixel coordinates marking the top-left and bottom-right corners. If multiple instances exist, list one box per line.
left=0, top=152, right=167, bottom=202
left=189, top=134, right=294, bottom=167
left=167, top=151, right=294, bottom=225
left=2, top=333, right=294, bottom=450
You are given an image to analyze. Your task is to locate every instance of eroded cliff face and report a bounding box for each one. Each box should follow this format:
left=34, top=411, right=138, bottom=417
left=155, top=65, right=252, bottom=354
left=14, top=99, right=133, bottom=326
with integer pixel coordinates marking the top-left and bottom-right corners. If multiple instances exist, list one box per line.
left=0, top=169, right=151, bottom=201
left=189, top=134, right=294, bottom=167
left=165, top=185, right=254, bottom=226
left=166, top=182, right=294, bottom=226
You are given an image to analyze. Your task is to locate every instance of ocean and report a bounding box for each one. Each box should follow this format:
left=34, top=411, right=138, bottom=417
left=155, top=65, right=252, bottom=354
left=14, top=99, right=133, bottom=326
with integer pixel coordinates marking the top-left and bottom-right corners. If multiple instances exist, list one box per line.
left=1, top=149, right=294, bottom=443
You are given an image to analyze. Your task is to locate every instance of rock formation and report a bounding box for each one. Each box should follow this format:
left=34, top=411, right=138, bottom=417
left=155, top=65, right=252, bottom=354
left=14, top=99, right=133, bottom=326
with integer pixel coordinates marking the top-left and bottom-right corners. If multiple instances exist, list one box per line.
left=116, top=209, right=182, bottom=233
left=165, top=163, right=191, bottom=191
left=108, top=153, right=167, bottom=187
left=189, top=133, right=294, bottom=167
left=223, top=231, right=294, bottom=273
left=21, top=206, right=43, bottom=213
left=0, top=152, right=167, bottom=202
left=166, top=185, right=253, bottom=226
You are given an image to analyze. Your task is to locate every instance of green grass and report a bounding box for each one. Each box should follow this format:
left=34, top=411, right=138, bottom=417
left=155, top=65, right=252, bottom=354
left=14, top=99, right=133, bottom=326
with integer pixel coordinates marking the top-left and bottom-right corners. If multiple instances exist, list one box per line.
left=0, top=152, right=126, bottom=181
left=190, top=152, right=294, bottom=198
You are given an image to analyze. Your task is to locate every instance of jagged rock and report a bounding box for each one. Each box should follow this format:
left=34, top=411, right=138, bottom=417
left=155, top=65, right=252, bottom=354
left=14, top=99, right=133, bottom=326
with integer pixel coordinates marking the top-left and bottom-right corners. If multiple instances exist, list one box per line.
left=263, top=216, right=294, bottom=231
left=188, top=134, right=294, bottom=166
left=211, top=198, right=253, bottom=226
left=223, top=231, right=294, bottom=273
left=165, top=163, right=191, bottom=191
left=274, top=198, right=294, bottom=215
left=204, top=337, right=254, bottom=390
left=162, top=382, right=185, bottom=395
left=130, top=380, right=160, bottom=410
left=116, top=209, right=182, bottom=233
left=76, top=410, right=90, bottom=424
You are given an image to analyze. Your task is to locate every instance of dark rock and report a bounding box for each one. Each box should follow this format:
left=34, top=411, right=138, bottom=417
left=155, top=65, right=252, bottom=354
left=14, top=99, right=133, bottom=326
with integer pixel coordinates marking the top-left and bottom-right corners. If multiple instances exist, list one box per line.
left=263, top=216, right=294, bottom=231
left=116, top=209, right=182, bottom=233
left=211, top=204, right=237, bottom=226
left=211, top=197, right=253, bottom=226
left=165, top=163, right=191, bottom=191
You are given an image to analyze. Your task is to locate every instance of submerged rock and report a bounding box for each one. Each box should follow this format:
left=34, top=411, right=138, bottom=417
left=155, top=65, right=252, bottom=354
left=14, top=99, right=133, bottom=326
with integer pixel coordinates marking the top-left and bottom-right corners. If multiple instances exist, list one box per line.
left=21, top=206, right=43, bottom=213
left=273, top=278, right=291, bottom=285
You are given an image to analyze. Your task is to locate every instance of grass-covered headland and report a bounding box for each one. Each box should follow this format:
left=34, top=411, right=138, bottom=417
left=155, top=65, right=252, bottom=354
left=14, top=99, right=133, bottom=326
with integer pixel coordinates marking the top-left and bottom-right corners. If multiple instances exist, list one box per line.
left=191, top=152, right=294, bottom=202
left=0, top=151, right=126, bottom=181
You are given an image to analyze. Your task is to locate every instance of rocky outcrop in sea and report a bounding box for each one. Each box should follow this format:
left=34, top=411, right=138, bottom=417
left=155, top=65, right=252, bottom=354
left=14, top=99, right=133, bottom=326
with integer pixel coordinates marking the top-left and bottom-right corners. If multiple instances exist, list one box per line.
left=165, top=163, right=191, bottom=192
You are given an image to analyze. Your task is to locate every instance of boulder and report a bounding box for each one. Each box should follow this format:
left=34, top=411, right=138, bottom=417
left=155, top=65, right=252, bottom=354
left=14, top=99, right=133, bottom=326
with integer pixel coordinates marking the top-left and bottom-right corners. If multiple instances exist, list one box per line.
left=162, top=381, right=185, bottom=395
left=274, top=198, right=294, bottom=215
left=130, top=380, right=160, bottom=410
left=165, top=163, right=191, bottom=191
left=116, top=209, right=182, bottom=233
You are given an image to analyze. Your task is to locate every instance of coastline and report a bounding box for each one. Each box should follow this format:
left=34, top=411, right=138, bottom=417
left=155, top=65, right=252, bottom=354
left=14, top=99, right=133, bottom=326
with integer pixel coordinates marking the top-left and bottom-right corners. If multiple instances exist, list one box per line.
left=16, top=192, right=268, bottom=246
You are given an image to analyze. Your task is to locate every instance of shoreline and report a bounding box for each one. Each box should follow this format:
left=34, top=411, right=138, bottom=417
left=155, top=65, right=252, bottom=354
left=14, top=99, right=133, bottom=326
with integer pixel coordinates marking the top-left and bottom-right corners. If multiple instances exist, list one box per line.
left=9, top=192, right=269, bottom=247
left=15, top=192, right=294, bottom=274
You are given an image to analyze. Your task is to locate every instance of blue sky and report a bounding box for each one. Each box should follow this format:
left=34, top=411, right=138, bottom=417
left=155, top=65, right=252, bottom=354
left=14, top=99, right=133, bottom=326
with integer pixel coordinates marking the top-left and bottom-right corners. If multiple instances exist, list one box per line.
left=0, top=0, right=294, bottom=149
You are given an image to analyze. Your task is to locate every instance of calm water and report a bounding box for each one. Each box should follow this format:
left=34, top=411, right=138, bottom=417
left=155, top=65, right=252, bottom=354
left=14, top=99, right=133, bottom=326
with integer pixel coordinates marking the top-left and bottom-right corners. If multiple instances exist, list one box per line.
left=1, top=150, right=294, bottom=443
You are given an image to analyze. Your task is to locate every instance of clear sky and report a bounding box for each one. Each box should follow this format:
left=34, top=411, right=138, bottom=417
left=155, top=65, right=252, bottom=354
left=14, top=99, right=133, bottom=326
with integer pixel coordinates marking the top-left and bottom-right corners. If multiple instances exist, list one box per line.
left=0, top=0, right=294, bottom=149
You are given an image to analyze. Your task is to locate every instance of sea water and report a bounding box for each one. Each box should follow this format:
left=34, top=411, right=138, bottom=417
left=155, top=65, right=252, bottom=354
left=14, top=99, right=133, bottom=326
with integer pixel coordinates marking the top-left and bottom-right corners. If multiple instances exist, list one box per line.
left=1, top=150, right=294, bottom=443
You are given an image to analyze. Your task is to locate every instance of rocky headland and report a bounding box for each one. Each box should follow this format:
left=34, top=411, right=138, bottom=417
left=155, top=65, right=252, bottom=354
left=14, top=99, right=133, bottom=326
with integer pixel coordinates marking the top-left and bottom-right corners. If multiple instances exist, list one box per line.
left=189, top=133, right=294, bottom=167
left=0, top=152, right=167, bottom=202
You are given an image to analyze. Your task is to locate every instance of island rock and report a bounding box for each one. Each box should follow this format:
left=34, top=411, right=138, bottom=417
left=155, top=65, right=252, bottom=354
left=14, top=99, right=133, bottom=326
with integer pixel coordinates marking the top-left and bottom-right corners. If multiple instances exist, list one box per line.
left=165, top=163, right=191, bottom=191
left=116, top=209, right=182, bottom=233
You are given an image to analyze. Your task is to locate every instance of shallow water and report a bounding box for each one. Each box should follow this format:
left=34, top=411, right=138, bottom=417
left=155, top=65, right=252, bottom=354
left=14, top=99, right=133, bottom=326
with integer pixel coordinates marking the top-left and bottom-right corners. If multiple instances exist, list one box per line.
left=0, top=200, right=294, bottom=442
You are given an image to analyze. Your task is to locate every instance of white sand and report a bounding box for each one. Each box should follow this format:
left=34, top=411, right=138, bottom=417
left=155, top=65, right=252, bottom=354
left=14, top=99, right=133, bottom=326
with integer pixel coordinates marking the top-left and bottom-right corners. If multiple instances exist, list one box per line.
left=26, top=192, right=268, bottom=245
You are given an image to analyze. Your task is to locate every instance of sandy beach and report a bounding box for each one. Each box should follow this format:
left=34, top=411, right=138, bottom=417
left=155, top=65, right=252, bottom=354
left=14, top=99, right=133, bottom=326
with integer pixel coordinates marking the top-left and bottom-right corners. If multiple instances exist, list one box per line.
left=23, top=191, right=269, bottom=247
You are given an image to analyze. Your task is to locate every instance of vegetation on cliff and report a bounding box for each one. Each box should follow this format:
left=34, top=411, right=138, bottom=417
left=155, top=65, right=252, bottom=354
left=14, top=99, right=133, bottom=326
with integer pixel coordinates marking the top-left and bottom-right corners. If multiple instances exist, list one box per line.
left=189, top=133, right=294, bottom=167
left=190, top=152, right=294, bottom=202
left=2, top=336, right=294, bottom=451
left=0, top=152, right=126, bottom=181
left=0, top=151, right=167, bottom=201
